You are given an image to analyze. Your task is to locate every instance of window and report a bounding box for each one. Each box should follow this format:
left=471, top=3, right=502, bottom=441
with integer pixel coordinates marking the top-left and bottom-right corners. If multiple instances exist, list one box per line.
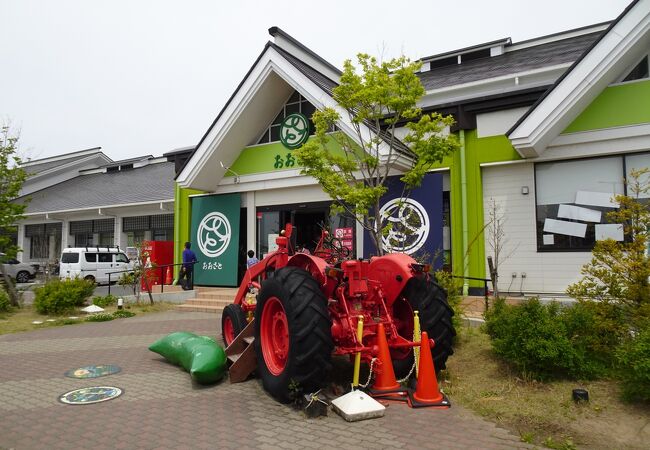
left=256, top=91, right=316, bottom=145
left=99, top=232, right=114, bottom=246
left=127, top=231, right=145, bottom=246
left=535, top=153, right=649, bottom=251
left=621, top=55, right=649, bottom=83
left=98, top=253, right=112, bottom=263
left=153, top=229, right=173, bottom=241
left=61, top=253, right=79, bottom=263
left=30, top=235, right=49, bottom=259
left=75, top=233, right=93, bottom=247
left=625, top=153, right=650, bottom=200
left=85, top=253, right=97, bottom=262
left=116, top=253, right=129, bottom=263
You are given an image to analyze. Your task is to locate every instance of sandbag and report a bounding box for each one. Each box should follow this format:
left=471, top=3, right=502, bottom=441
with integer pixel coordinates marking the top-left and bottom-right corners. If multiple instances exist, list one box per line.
left=149, top=332, right=227, bottom=384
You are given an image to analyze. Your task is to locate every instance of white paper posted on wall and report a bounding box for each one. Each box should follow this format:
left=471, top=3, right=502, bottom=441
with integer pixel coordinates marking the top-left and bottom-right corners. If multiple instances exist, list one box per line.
left=543, top=234, right=555, bottom=245
left=575, top=191, right=619, bottom=208
left=557, top=204, right=601, bottom=222
left=543, top=218, right=587, bottom=238
left=595, top=224, right=624, bottom=241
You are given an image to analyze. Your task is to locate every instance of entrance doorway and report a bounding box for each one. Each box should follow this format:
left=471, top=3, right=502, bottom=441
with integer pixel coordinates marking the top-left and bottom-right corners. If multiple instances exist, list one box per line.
left=256, top=202, right=330, bottom=258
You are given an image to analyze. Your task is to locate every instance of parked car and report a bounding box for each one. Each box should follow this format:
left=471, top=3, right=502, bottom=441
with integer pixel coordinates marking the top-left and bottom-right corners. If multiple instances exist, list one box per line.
left=59, top=247, right=134, bottom=285
left=0, top=253, right=37, bottom=283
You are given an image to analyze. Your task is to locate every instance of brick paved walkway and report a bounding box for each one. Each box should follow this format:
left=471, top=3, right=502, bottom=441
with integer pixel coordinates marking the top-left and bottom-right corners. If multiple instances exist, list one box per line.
left=0, top=311, right=532, bottom=449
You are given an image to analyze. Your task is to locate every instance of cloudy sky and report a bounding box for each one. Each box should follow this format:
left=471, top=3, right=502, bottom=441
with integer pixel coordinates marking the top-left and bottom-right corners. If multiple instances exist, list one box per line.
left=1, top=0, right=632, bottom=162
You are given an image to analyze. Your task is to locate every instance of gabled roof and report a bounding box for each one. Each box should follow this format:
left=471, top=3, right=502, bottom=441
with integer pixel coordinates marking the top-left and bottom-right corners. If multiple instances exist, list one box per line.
left=177, top=27, right=413, bottom=192
left=21, top=147, right=109, bottom=175
left=508, top=0, right=650, bottom=157
left=20, top=161, right=175, bottom=214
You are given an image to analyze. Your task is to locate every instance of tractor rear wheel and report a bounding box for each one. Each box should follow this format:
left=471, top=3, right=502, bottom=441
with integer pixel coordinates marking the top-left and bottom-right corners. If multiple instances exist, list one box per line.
left=254, top=266, right=333, bottom=403
left=392, top=276, right=456, bottom=378
left=221, top=303, right=247, bottom=347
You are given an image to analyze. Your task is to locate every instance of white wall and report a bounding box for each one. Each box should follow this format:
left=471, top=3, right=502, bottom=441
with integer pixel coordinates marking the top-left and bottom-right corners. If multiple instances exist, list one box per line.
left=476, top=107, right=529, bottom=138
left=482, top=163, right=591, bottom=295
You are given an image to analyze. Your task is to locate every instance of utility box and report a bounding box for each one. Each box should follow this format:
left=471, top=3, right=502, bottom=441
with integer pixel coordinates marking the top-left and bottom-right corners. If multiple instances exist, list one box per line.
left=140, top=241, right=174, bottom=290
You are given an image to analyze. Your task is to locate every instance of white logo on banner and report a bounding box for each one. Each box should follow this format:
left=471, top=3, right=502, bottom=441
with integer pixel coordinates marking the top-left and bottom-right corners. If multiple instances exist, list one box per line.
left=379, top=198, right=430, bottom=254
left=197, top=212, right=232, bottom=258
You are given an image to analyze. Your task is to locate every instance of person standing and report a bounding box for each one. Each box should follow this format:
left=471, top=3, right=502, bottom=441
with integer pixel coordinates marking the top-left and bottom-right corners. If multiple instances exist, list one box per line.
left=246, top=250, right=259, bottom=268
left=180, top=242, right=198, bottom=290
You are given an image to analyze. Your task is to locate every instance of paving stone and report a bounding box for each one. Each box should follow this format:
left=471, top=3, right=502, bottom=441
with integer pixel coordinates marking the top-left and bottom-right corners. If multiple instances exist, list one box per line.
left=0, top=310, right=534, bottom=449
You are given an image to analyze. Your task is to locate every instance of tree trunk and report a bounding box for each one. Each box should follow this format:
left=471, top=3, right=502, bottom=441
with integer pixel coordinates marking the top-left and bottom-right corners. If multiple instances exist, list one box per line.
left=0, top=265, right=20, bottom=307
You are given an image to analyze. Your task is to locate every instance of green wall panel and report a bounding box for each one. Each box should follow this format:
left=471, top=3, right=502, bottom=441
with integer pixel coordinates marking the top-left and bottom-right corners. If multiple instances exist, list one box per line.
left=228, top=136, right=344, bottom=177
left=174, top=185, right=204, bottom=278
left=564, top=79, right=650, bottom=133
left=448, top=130, right=522, bottom=288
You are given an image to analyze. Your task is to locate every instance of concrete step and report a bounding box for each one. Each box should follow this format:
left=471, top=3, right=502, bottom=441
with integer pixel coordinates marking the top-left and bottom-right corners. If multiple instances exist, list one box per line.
left=175, top=287, right=239, bottom=313
left=176, top=303, right=225, bottom=313
left=196, top=292, right=238, bottom=301
left=182, top=298, right=233, bottom=307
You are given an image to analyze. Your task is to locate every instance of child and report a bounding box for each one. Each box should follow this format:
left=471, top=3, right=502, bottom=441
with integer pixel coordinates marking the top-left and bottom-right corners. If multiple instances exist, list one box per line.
left=246, top=250, right=259, bottom=268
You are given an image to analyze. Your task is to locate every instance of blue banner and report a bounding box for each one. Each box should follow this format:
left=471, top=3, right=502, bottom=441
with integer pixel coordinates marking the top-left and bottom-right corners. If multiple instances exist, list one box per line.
left=363, top=173, right=444, bottom=268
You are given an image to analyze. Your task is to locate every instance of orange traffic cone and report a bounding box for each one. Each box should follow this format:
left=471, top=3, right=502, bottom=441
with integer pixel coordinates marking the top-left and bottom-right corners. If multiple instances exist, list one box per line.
left=408, top=331, right=450, bottom=408
left=165, top=266, right=173, bottom=285
left=367, top=323, right=408, bottom=398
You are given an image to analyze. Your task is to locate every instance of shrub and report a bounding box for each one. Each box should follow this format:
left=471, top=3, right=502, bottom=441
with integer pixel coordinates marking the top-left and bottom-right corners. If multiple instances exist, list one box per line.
left=434, top=270, right=463, bottom=330
left=617, top=324, right=650, bottom=402
left=112, top=310, right=135, bottom=318
left=33, top=278, right=95, bottom=315
left=0, top=288, right=10, bottom=313
left=92, top=294, right=118, bottom=308
left=484, top=298, right=619, bottom=380
left=85, top=313, right=114, bottom=322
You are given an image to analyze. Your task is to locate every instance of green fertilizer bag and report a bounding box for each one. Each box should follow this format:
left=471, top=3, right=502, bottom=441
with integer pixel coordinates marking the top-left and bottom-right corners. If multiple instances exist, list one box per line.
left=149, top=332, right=227, bottom=384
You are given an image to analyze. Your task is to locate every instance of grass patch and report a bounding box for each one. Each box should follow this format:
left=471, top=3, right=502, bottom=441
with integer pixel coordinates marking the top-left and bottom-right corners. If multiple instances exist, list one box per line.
left=444, top=327, right=650, bottom=449
left=0, top=301, right=177, bottom=335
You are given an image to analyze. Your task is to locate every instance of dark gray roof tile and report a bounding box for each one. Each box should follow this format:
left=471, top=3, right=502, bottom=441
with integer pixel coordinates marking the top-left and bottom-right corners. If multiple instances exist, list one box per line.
left=20, top=162, right=175, bottom=213
left=418, top=32, right=602, bottom=90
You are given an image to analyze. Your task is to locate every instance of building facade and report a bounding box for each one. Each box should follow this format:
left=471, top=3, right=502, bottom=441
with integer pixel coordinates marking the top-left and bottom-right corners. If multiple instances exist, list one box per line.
left=172, top=0, right=649, bottom=294
left=16, top=152, right=176, bottom=268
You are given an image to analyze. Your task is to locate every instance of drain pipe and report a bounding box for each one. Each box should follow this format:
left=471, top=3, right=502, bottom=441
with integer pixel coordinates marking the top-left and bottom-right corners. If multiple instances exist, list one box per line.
left=460, top=129, right=469, bottom=296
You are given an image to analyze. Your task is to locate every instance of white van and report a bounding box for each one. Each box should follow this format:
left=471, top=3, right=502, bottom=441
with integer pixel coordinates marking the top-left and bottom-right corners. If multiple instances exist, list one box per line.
left=59, top=247, right=134, bottom=285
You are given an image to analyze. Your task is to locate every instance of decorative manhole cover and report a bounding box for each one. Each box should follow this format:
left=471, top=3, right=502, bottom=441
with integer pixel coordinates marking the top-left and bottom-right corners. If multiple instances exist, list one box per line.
left=65, top=364, right=122, bottom=379
left=59, top=386, right=123, bottom=405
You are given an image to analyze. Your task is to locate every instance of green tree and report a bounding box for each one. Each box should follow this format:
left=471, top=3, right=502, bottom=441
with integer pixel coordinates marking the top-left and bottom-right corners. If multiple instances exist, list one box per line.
left=566, top=168, right=650, bottom=326
left=118, top=242, right=155, bottom=305
left=294, top=54, right=458, bottom=255
left=0, top=125, right=28, bottom=307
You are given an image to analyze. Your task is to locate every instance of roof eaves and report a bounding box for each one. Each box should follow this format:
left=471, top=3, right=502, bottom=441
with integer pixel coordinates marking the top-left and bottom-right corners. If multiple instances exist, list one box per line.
left=22, top=147, right=105, bottom=167
left=420, top=37, right=512, bottom=62
left=175, top=42, right=274, bottom=179
left=506, top=0, right=640, bottom=137
left=268, top=26, right=342, bottom=76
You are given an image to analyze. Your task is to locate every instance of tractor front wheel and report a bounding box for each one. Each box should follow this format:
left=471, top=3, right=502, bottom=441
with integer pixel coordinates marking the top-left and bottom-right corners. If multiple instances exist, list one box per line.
left=254, top=266, right=333, bottom=403
left=392, top=276, right=456, bottom=378
left=221, top=303, right=247, bottom=347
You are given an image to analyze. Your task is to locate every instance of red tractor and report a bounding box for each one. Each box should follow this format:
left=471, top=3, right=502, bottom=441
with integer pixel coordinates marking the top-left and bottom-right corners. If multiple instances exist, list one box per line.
left=221, top=224, right=455, bottom=403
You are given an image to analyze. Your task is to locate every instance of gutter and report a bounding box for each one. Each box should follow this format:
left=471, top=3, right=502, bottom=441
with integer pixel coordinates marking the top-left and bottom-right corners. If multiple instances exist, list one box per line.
left=459, top=130, right=469, bottom=295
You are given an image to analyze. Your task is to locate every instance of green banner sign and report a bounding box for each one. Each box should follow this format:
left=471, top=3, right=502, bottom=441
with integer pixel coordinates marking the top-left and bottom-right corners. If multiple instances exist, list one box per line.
left=190, top=193, right=240, bottom=286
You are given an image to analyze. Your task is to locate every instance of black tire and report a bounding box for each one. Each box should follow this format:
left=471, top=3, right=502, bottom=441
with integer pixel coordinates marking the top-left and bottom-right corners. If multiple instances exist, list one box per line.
left=221, top=303, right=248, bottom=347
left=15, top=271, right=30, bottom=283
left=84, top=275, right=96, bottom=284
left=254, top=266, right=333, bottom=403
left=392, top=276, right=456, bottom=378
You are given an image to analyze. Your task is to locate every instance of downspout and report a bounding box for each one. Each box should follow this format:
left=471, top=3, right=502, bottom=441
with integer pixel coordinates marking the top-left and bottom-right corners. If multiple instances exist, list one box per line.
left=460, top=129, right=469, bottom=296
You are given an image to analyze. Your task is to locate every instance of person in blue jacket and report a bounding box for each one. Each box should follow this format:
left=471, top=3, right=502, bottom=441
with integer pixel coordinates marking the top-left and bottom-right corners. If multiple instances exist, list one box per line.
left=180, top=242, right=198, bottom=290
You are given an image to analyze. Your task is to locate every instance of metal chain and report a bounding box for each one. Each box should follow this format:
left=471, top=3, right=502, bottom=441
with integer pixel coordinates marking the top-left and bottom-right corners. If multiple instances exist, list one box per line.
left=358, top=358, right=378, bottom=388
left=396, top=359, right=417, bottom=384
